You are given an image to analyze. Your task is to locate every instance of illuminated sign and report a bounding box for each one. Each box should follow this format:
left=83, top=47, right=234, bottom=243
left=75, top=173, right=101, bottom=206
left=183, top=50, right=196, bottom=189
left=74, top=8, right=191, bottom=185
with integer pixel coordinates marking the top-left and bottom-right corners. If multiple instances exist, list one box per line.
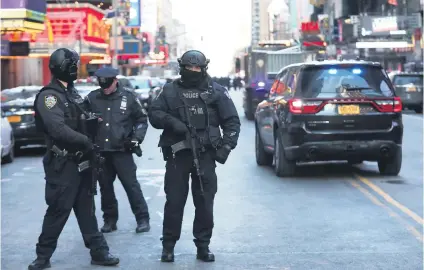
left=301, top=22, right=320, bottom=33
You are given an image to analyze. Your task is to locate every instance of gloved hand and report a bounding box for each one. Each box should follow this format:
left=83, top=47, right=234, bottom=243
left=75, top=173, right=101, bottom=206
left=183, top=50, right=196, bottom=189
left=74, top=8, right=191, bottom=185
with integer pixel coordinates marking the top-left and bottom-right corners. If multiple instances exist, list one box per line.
left=83, top=138, right=94, bottom=152
left=124, top=137, right=140, bottom=149
left=215, top=144, right=232, bottom=164
left=171, top=120, right=189, bottom=134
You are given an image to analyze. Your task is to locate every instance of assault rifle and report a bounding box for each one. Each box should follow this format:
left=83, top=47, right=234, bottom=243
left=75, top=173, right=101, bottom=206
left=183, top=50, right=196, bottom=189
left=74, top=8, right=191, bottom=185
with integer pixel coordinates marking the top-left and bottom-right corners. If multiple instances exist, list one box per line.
left=171, top=98, right=205, bottom=196
left=78, top=113, right=104, bottom=197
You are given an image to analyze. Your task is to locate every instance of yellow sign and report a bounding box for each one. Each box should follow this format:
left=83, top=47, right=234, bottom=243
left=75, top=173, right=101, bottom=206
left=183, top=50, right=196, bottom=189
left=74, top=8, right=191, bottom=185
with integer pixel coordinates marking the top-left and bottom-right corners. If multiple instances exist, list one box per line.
left=1, top=20, right=44, bottom=31
left=87, top=14, right=110, bottom=40
left=338, top=105, right=360, bottom=115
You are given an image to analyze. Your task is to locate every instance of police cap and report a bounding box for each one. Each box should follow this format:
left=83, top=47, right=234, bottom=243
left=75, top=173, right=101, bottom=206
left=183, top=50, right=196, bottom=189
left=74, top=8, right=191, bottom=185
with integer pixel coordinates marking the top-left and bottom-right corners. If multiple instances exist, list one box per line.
left=94, top=67, right=119, bottom=78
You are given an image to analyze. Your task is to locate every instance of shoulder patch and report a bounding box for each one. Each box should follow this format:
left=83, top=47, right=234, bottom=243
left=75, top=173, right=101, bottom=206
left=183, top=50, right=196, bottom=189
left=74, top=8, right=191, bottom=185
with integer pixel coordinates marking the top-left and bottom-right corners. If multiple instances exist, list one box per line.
left=44, top=94, right=58, bottom=109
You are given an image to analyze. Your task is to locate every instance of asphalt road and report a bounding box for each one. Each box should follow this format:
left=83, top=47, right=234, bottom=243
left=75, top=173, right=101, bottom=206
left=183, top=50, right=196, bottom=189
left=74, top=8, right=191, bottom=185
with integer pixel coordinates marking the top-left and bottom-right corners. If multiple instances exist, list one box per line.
left=1, top=90, right=423, bottom=270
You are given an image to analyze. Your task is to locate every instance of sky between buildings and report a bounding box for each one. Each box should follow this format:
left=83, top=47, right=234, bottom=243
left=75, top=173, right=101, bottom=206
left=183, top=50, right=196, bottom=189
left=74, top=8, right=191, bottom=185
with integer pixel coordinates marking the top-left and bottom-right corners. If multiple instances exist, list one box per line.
left=171, top=0, right=251, bottom=76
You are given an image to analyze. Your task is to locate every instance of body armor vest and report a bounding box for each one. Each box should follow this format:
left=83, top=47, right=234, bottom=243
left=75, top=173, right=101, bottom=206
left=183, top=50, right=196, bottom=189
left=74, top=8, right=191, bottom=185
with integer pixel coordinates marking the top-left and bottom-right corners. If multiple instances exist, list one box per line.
left=179, top=87, right=207, bottom=130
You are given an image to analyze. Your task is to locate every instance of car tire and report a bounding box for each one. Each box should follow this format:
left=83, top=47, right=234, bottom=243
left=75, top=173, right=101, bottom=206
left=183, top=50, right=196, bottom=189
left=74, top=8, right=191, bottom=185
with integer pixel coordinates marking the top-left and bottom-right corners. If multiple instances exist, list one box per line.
left=274, top=130, right=296, bottom=177
left=255, top=127, right=273, bottom=166
left=414, top=106, right=423, bottom=113
left=3, top=134, right=14, bottom=164
left=245, top=111, right=254, bottom=120
left=378, top=148, right=402, bottom=176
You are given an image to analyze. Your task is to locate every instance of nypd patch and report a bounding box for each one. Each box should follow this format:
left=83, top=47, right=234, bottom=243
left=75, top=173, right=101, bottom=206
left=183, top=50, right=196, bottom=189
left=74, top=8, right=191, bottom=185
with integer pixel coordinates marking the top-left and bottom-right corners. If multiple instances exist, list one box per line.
left=44, top=95, right=57, bottom=109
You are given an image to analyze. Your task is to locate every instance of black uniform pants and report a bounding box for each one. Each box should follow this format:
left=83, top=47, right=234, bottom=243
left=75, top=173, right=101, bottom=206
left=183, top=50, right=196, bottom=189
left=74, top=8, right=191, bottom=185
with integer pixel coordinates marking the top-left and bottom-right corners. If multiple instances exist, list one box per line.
left=36, top=156, right=108, bottom=260
left=99, top=151, right=149, bottom=223
left=162, top=149, right=217, bottom=249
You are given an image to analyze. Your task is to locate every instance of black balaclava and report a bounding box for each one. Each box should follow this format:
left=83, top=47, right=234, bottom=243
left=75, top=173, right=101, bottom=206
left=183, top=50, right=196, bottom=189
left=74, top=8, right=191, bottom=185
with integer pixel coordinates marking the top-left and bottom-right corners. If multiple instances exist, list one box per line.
left=180, top=67, right=205, bottom=87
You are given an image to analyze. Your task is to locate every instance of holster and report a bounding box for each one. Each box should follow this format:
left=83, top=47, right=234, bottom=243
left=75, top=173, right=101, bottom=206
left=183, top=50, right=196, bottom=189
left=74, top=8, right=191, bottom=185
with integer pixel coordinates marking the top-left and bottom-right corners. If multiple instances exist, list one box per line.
left=53, top=156, right=67, bottom=173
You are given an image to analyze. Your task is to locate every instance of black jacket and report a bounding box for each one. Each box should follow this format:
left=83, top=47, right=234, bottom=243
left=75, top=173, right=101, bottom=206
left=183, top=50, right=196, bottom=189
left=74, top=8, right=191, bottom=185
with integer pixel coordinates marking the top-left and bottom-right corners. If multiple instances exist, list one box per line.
left=34, top=79, right=90, bottom=151
left=84, top=84, right=148, bottom=152
left=148, top=77, right=240, bottom=149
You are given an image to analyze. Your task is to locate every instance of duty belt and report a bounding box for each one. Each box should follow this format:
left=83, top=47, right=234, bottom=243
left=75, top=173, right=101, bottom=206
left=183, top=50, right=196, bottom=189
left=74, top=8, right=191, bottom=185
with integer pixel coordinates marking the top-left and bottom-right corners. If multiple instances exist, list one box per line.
left=51, top=145, right=87, bottom=171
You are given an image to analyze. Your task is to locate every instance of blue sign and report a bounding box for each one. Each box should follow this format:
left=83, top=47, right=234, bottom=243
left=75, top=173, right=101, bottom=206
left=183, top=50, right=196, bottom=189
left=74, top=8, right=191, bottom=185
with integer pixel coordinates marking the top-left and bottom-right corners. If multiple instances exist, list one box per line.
left=1, top=40, right=9, bottom=56
left=128, top=0, right=141, bottom=27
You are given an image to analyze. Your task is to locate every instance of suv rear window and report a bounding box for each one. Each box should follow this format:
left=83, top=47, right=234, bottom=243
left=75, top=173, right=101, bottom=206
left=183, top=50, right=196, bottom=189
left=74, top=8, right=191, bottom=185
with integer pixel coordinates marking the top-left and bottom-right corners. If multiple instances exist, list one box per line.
left=393, top=75, right=423, bottom=86
left=299, top=65, right=394, bottom=98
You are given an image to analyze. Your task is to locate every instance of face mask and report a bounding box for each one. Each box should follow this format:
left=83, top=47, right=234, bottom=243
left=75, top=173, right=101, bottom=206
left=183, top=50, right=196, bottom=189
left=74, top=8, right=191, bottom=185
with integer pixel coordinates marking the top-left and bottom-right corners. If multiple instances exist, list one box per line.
left=181, top=69, right=203, bottom=86
left=100, top=78, right=117, bottom=95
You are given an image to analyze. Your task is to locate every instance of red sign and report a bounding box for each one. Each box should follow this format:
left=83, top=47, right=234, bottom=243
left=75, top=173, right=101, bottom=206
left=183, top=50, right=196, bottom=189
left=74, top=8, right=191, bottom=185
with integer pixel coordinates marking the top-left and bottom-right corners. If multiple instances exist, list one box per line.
left=301, top=22, right=320, bottom=33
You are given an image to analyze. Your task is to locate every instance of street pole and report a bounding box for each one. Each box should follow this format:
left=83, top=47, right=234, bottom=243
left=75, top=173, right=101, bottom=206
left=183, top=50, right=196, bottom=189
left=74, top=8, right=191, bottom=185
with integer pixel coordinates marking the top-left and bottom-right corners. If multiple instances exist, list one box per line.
left=112, top=0, right=119, bottom=69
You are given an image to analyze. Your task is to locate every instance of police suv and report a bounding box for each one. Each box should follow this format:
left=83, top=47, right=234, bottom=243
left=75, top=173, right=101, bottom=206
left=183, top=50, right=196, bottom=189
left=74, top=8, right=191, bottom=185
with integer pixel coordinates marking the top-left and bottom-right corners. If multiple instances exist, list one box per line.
left=255, top=59, right=403, bottom=177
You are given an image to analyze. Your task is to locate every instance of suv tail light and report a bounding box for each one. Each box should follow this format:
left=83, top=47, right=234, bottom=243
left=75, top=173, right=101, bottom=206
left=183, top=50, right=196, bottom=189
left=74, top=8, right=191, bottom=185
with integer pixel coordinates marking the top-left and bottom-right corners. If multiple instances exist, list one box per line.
left=288, top=99, right=323, bottom=114
left=373, top=97, right=402, bottom=112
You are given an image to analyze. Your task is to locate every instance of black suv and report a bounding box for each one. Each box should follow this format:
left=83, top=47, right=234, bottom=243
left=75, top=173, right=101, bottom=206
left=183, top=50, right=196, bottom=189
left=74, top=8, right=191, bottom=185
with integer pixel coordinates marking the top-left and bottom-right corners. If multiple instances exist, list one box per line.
left=254, top=60, right=403, bottom=176
left=388, top=71, right=423, bottom=113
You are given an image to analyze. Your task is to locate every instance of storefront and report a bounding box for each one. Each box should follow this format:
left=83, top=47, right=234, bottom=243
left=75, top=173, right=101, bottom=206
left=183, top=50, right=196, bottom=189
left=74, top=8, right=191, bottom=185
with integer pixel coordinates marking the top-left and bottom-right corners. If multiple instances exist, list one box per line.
left=0, top=0, right=46, bottom=89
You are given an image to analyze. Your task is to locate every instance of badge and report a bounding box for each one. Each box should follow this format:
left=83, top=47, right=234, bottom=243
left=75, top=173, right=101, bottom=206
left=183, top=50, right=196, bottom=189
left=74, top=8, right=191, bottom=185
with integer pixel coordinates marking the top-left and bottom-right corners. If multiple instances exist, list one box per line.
left=120, top=96, right=127, bottom=111
left=44, top=95, right=57, bottom=109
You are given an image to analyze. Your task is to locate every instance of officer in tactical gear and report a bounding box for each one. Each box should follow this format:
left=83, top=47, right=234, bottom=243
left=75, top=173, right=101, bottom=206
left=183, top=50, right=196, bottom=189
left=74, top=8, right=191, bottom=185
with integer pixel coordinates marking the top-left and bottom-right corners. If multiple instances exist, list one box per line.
left=148, top=50, right=241, bottom=263
left=30, top=48, right=119, bottom=270
left=84, top=67, right=150, bottom=234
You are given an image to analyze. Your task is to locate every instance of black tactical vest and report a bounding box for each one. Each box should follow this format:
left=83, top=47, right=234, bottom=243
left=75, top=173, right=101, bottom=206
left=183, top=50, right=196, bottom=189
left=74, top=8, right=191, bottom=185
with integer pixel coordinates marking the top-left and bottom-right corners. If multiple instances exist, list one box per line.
left=179, top=87, right=208, bottom=130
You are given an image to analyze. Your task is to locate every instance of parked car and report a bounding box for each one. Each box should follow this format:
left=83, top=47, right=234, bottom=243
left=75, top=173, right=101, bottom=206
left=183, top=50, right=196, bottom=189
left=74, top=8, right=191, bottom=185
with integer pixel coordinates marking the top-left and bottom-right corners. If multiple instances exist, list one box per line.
left=1, top=110, right=15, bottom=163
left=388, top=71, right=423, bottom=113
left=129, top=77, right=153, bottom=111
left=74, top=82, right=99, bottom=98
left=1, top=86, right=45, bottom=149
left=255, top=60, right=403, bottom=176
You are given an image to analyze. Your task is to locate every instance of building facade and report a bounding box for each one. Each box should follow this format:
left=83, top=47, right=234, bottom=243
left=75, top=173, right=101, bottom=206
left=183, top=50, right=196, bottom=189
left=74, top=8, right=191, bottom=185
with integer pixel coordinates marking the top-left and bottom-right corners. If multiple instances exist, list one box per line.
left=251, top=0, right=272, bottom=45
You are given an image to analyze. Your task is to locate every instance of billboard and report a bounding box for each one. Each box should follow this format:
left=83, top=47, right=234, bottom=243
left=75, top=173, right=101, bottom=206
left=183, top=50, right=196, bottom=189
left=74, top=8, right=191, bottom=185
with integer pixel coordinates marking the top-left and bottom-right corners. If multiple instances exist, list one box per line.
left=1, top=0, right=46, bottom=14
left=128, top=0, right=141, bottom=27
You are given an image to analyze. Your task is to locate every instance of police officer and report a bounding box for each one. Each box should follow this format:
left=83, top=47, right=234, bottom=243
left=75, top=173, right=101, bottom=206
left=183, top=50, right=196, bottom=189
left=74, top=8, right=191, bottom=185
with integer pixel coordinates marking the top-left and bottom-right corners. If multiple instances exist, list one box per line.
left=84, top=67, right=150, bottom=234
left=30, top=48, right=119, bottom=270
left=148, top=50, right=241, bottom=262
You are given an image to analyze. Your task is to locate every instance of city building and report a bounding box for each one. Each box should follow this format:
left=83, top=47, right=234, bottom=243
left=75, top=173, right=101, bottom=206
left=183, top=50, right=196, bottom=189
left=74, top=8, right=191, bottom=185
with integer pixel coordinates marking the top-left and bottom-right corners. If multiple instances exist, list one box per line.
left=321, top=0, right=423, bottom=70
left=1, top=0, right=47, bottom=89
left=251, top=0, right=272, bottom=45
left=267, top=0, right=291, bottom=41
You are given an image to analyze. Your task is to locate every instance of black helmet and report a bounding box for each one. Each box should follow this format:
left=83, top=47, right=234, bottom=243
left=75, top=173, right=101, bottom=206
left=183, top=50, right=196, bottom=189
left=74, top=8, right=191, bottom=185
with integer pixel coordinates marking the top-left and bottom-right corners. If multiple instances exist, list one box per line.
left=49, top=48, right=79, bottom=83
left=178, top=50, right=209, bottom=68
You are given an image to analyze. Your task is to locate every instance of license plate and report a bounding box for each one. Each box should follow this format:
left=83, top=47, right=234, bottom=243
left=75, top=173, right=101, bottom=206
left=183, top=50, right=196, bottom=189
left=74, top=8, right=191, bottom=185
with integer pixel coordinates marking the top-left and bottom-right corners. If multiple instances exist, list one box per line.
left=338, top=105, right=360, bottom=115
left=406, top=86, right=417, bottom=92
left=7, top=115, right=21, bottom=123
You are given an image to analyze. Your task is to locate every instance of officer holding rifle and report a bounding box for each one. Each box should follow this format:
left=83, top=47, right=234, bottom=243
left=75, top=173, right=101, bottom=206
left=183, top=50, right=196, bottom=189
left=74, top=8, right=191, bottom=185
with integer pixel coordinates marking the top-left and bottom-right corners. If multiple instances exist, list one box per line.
left=84, top=67, right=150, bottom=234
left=30, top=48, right=119, bottom=270
left=148, top=50, right=241, bottom=263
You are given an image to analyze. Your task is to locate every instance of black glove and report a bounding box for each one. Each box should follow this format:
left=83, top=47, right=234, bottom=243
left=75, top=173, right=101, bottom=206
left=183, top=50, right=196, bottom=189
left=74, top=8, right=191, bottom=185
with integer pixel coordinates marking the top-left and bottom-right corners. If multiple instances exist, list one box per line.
left=124, top=137, right=139, bottom=149
left=215, top=144, right=232, bottom=164
left=171, top=120, right=189, bottom=134
left=83, top=138, right=94, bottom=152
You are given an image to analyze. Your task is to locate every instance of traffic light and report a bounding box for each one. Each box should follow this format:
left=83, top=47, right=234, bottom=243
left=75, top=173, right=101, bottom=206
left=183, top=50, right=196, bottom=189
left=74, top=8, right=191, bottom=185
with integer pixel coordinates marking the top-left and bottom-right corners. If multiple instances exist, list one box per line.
left=235, top=57, right=241, bottom=72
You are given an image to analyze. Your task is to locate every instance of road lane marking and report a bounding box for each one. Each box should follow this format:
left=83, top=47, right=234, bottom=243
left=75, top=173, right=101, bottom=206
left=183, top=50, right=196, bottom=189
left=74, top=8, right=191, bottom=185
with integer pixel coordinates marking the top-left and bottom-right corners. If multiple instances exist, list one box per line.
left=12, top=172, right=24, bottom=177
left=156, top=179, right=165, bottom=197
left=354, top=174, right=424, bottom=226
left=156, top=211, right=163, bottom=220
left=1, top=178, right=12, bottom=182
left=22, top=167, right=35, bottom=170
left=349, top=180, right=423, bottom=243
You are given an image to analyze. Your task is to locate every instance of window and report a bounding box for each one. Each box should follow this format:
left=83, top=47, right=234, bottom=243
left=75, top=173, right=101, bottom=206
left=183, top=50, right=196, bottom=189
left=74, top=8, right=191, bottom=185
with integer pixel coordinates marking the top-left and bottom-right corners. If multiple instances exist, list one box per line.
left=298, top=65, right=395, bottom=98
left=284, top=67, right=299, bottom=97
left=269, top=70, right=286, bottom=96
left=393, top=75, right=423, bottom=86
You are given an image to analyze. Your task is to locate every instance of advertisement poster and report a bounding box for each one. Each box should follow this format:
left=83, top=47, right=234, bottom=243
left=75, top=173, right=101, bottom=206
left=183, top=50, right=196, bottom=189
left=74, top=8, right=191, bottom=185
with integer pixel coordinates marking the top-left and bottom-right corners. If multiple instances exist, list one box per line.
left=128, top=0, right=141, bottom=27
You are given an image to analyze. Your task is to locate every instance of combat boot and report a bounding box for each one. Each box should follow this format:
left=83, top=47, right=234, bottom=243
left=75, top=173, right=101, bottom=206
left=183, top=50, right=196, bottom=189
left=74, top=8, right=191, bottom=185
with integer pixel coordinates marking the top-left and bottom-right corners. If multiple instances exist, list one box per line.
left=196, top=247, right=215, bottom=262
left=28, top=258, right=51, bottom=270
left=100, top=221, right=117, bottom=233
left=91, top=252, right=120, bottom=266
left=135, top=219, right=150, bottom=233
left=160, top=246, right=175, bottom=262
